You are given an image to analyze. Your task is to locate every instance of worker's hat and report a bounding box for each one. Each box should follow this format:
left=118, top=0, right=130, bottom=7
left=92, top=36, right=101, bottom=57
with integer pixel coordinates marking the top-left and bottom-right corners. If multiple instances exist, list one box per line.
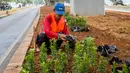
left=54, top=3, right=65, bottom=15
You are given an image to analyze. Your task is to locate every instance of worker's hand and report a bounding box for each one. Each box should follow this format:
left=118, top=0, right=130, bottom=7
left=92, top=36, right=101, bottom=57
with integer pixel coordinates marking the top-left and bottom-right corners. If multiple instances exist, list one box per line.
left=59, top=34, right=66, bottom=41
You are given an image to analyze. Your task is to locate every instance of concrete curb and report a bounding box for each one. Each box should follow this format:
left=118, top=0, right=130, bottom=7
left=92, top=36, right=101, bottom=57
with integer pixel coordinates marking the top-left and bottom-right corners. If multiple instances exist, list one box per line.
left=3, top=8, right=40, bottom=73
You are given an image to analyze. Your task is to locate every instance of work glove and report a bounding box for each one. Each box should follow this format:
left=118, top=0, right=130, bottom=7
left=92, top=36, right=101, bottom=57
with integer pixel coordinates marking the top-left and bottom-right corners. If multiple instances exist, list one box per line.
left=58, top=32, right=66, bottom=41
left=64, top=34, right=76, bottom=49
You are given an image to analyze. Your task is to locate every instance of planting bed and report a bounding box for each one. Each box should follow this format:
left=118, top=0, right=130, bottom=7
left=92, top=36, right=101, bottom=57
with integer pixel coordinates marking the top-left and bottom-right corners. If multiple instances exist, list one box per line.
left=86, top=11, right=130, bottom=61
left=22, top=6, right=130, bottom=73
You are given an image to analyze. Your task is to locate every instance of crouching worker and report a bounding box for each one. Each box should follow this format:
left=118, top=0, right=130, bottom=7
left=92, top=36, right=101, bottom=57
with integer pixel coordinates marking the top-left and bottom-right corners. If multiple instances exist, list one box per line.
left=35, top=3, right=75, bottom=54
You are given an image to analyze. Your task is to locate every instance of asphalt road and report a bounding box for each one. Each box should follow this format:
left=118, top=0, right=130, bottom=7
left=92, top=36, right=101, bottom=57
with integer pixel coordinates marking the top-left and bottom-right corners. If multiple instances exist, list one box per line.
left=105, top=6, right=130, bottom=12
left=0, top=6, right=40, bottom=72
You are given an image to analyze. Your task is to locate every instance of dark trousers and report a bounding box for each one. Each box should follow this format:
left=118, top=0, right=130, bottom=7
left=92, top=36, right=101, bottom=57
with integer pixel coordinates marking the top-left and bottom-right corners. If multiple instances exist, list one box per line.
left=36, top=33, right=63, bottom=53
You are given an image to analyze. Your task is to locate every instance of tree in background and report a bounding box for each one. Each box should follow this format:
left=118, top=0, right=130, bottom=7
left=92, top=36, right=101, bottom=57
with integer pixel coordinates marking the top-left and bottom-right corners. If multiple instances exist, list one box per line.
left=17, top=0, right=32, bottom=4
left=65, top=0, right=70, bottom=3
left=0, top=0, right=14, bottom=2
left=34, top=0, right=44, bottom=4
left=44, top=0, right=50, bottom=6
left=110, top=0, right=124, bottom=5
left=1, top=0, right=44, bottom=4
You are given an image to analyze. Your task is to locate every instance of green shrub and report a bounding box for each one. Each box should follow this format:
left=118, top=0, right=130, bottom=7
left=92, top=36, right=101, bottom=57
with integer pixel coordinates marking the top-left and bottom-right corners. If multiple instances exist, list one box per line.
left=73, top=53, right=90, bottom=73
left=39, top=40, right=68, bottom=73
left=54, top=50, right=68, bottom=73
left=41, top=61, right=52, bottom=73
left=50, top=40, right=57, bottom=59
left=21, top=49, right=34, bottom=73
left=73, top=37, right=108, bottom=73
left=39, top=43, right=47, bottom=63
left=74, top=42, right=84, bottom=57
left=65, top=41, right=70, bottom=58
left=21, top=68, right=29, bottom=73
left=118, top=64, right=129, bottom=73
left=98, top=56, right=107, bottom=73
left=112, top=61, right=117, bottom=73
left=83, top=37, right=97, bottom=67
left=122, top=64, right=129, bottom=73
left=64, top=12, right=87, bottom=29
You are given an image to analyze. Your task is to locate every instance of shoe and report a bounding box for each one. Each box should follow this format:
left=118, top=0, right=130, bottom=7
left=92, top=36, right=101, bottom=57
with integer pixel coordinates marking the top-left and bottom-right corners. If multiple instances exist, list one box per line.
left=35, top=47, right=40, bottom=53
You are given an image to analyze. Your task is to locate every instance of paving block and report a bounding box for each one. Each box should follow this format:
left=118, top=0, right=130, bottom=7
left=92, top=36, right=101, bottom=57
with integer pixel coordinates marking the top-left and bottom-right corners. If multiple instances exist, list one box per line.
left=3, top=63, right=21, bottom=73
left=14, top=46, right=28, bottom=55
left=9, top=55, right=25, bottom=66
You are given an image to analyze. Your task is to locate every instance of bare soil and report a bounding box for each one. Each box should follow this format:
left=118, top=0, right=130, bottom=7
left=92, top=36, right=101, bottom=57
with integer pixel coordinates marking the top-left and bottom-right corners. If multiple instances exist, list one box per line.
left=86, top=11, right=130, bottom=62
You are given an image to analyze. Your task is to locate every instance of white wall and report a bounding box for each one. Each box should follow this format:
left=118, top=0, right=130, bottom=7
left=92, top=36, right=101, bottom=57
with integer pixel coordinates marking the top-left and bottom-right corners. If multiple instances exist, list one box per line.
left=70, top=0, right=105, bottom=16
left=70, top=0, right=75, bottom=15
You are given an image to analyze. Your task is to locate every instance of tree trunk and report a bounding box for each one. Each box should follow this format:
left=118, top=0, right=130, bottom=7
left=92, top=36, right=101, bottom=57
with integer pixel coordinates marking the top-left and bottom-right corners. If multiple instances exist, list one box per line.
left=45, top=0, right=50, bottom=6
